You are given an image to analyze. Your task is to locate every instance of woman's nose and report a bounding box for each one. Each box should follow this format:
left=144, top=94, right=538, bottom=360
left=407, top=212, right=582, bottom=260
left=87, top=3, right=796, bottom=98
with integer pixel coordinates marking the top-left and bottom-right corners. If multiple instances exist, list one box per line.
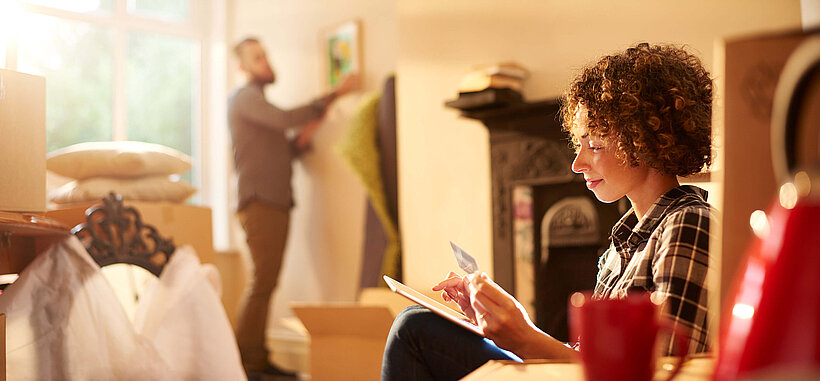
left=571, top=151, right=588, bottom=174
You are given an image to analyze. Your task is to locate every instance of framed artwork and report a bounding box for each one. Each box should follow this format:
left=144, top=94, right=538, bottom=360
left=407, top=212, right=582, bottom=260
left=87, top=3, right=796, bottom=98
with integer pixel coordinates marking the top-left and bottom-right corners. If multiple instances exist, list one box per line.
left=321, top=19, right=361, bottom=90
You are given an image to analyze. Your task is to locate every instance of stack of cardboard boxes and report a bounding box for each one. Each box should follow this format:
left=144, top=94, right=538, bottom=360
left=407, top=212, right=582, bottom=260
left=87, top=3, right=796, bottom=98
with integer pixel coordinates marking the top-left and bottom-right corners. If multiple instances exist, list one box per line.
left=0, top=68, right=49, bottom=381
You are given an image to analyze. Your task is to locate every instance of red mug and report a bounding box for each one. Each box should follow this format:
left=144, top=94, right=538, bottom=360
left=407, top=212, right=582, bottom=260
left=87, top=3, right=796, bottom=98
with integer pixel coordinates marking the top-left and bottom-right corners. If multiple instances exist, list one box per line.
left=569, top=292, right=689, bottom=381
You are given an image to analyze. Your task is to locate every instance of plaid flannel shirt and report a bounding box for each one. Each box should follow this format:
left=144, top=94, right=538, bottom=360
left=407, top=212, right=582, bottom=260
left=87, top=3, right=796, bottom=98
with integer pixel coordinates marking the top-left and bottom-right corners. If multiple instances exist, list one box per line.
left=592, top=185, right=712, bottom=355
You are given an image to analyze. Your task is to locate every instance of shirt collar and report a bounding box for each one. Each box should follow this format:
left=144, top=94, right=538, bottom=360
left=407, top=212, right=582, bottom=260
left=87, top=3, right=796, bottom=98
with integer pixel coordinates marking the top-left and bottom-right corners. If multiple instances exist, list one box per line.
left=610, top=185, right=708, bottom=255
left=247, top=81, right=266, bottom=92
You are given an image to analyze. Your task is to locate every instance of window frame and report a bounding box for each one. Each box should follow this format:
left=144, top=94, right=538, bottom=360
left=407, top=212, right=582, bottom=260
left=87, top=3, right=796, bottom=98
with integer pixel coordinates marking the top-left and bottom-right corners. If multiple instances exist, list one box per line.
left=2, top=0, right=232, bottom=250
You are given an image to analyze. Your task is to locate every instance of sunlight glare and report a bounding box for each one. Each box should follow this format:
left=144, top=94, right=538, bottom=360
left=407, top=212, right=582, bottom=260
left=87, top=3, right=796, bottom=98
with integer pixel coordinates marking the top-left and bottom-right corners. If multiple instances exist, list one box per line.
left=749, top=209, right=770, bottom=239
left=779, top=182, right=799, bottom=209
left=732, top=303, right=755, bottom=320
left=20, top=0, right=102, bottom=13
left=0, top=0, right=23, bottom=39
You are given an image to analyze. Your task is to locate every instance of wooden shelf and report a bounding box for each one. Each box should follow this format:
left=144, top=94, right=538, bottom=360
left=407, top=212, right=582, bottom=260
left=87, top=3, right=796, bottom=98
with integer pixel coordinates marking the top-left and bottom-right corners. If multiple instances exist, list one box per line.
left=0, top=211, right=69, bottom=275
left=453, top=99, right=559, bottom=123
left=0, top=211, right=70, bottom=238
left=446, top=94, right=564, bottom=139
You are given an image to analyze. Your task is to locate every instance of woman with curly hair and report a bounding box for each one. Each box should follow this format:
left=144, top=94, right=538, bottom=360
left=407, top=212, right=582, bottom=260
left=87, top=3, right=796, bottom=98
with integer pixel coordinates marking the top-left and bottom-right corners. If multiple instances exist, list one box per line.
left=381, top=43, right=714, bottom=381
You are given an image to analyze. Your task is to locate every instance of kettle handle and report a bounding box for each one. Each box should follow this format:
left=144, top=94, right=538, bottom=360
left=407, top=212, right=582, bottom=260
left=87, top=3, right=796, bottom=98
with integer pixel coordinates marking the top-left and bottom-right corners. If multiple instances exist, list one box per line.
left=770, top=35, right=820, bottom=183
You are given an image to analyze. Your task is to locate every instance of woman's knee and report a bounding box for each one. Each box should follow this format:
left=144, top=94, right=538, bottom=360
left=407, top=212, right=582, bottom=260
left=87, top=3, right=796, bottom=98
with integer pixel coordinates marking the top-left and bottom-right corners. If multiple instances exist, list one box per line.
left=390, top=306, right=430, bottom=336
left=390, top=304, right=463, bottom=344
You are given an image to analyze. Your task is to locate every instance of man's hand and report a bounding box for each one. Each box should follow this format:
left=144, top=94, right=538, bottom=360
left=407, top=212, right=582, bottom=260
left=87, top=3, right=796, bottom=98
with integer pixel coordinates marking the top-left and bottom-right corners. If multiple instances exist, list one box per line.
left=333, top=73, right=360, bottom=98
left=295, top=118, right=323, bottom=149
left=298, top=74, right=359, bottom=148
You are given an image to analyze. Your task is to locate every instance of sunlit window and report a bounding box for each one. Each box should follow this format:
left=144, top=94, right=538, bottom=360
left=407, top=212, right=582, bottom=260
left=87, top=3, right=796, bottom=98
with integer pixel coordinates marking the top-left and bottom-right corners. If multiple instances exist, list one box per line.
left=3, top=0, right=204, bottom=186
left=2, top=0, right=231, bottom=249
left=21, top=0, right=113, bottom=14
left=128, top=0, right=189, bottom=22
left=126, top=31, right=197, bottom=161
left=16, top=13, right=114, bottom=151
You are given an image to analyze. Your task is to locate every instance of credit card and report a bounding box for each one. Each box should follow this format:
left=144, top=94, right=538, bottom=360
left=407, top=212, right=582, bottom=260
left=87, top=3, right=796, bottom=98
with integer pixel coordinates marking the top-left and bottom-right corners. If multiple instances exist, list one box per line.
left=450, top=241, right=479, bottom=274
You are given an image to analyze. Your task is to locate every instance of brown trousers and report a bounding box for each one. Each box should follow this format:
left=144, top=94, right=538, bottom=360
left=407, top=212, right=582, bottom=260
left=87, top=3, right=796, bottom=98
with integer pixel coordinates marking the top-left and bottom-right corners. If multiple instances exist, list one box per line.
left=235, top=200, right=290, bottom=370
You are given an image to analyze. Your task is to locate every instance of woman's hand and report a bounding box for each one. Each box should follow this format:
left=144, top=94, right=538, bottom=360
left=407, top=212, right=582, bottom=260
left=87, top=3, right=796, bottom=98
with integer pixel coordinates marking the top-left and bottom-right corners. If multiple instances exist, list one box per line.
left=468, top=272, right=541, bottom=354
left=434, top=272, right=579, bottom=360
left=432, top=272, right=477, bottom=323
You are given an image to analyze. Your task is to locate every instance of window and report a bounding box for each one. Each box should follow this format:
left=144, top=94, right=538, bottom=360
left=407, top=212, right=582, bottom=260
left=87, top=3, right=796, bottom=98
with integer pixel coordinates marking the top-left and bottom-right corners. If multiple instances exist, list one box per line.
left=2, top=0, right=210, bottom=186
left=1, top=0, right=232, bottom=249
left=16, top=13, right=115, bottom=150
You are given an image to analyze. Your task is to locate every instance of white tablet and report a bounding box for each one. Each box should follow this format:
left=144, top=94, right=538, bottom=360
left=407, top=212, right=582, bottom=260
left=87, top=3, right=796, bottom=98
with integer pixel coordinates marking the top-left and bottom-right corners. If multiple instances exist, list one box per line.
left=383, top=275, right=484, bottom=336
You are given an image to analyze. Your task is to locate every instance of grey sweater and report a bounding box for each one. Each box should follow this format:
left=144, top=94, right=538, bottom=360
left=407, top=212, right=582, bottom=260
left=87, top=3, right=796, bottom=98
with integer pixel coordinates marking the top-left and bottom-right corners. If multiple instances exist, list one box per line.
left=227, top=82, right=331, bottom=211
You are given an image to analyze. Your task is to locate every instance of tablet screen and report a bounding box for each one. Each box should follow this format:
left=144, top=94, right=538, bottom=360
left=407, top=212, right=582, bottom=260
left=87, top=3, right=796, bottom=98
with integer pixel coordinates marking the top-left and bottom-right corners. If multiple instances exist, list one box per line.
left=383, top=275, right=483, bottom=336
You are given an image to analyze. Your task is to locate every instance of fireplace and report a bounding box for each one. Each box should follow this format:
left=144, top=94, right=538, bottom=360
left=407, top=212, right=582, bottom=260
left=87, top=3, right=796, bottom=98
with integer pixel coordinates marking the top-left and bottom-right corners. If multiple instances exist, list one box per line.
left=447, top=98, right=621, bottom=341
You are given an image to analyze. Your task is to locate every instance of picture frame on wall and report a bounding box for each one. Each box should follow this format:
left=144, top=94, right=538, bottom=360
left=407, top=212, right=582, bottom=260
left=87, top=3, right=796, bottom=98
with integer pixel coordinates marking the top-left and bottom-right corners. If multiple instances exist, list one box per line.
left=320, top=19, right=361, bottom=90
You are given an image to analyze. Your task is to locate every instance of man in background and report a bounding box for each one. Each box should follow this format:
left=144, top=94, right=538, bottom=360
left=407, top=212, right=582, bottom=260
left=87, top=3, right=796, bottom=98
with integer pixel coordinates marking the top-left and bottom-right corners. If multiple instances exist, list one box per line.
left=228, top=37, right=357, bottom=379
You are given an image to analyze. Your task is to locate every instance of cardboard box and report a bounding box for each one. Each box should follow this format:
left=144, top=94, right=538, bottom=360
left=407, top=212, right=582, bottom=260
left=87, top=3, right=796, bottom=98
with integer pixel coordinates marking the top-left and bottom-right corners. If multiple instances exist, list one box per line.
left=291, top=288, right=435, bottom=381
left=712, top=29, right=814, bottom=313
left=46, top=201, right=216, bottom=265
left=214, top=250, right=245, bottom=327
left=292, top=304, right=394, bottom=381
left=0, top=69, right=46, bottom=213
left=358, top=287, right=416, bottom=316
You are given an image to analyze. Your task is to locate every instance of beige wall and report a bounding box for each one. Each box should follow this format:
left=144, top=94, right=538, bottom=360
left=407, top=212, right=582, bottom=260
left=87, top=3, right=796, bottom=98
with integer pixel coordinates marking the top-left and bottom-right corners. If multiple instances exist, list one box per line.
left=227, top=0, right=803, bottom=325
left=396, top=0, right=803, bottom=288
left=229, top=0, right=397, bottom=335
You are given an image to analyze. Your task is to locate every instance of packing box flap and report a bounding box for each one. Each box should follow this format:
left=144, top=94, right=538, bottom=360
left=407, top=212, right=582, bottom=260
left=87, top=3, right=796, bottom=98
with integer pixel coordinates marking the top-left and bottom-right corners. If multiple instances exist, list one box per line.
left=0, top=69, right=46, bottom=213
left=291, top=304, right=394, bottom=339
left=358, top=287, right=416, bottom=316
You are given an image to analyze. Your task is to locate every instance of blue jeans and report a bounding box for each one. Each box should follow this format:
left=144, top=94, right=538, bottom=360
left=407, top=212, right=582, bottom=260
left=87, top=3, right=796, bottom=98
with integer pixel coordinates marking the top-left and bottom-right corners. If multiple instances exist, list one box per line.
left=381, top=305, right=520, bottom=381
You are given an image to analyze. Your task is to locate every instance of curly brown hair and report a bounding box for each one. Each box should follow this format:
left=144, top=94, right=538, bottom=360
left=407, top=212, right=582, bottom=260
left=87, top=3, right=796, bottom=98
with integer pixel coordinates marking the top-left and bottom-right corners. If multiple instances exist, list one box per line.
left=561, top=43, right=713, bottom=177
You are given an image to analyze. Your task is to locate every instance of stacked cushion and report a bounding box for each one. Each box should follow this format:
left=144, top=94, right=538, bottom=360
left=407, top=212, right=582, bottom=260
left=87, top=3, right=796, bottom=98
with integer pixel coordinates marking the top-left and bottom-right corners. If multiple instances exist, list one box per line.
left=47, top=141, right=196, bottom=204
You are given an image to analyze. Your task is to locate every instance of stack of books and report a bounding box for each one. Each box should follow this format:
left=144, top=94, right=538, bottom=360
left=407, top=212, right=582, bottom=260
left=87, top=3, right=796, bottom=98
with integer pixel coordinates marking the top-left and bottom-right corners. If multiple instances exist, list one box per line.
left=446, top=62, right=529, bottom=111
left=458, top=62, right=529, bottom=93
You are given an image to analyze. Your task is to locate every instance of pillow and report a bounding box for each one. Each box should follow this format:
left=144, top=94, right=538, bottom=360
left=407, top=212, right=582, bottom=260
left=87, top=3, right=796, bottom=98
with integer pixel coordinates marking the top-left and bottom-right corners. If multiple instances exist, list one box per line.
left=49, top=175, right=196, bottom=204
left=47, top=141, right=192, bottom=180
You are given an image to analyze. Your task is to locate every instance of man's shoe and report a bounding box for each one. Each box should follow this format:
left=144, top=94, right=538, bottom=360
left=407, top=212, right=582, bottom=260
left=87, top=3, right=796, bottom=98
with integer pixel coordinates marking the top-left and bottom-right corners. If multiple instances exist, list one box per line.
left=246, top=363, right=299, bottom=380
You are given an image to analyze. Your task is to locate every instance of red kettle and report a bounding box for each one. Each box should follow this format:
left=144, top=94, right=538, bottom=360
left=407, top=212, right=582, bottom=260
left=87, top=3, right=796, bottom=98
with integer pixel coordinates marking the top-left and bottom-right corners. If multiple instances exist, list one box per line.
left=713, top=35, right=820, bottom=380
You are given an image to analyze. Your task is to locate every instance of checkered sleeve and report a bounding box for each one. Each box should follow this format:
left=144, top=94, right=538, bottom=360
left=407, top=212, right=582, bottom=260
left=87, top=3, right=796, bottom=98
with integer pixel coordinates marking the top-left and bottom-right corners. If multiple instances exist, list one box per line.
left=651, top=206, right=711, bottom=355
